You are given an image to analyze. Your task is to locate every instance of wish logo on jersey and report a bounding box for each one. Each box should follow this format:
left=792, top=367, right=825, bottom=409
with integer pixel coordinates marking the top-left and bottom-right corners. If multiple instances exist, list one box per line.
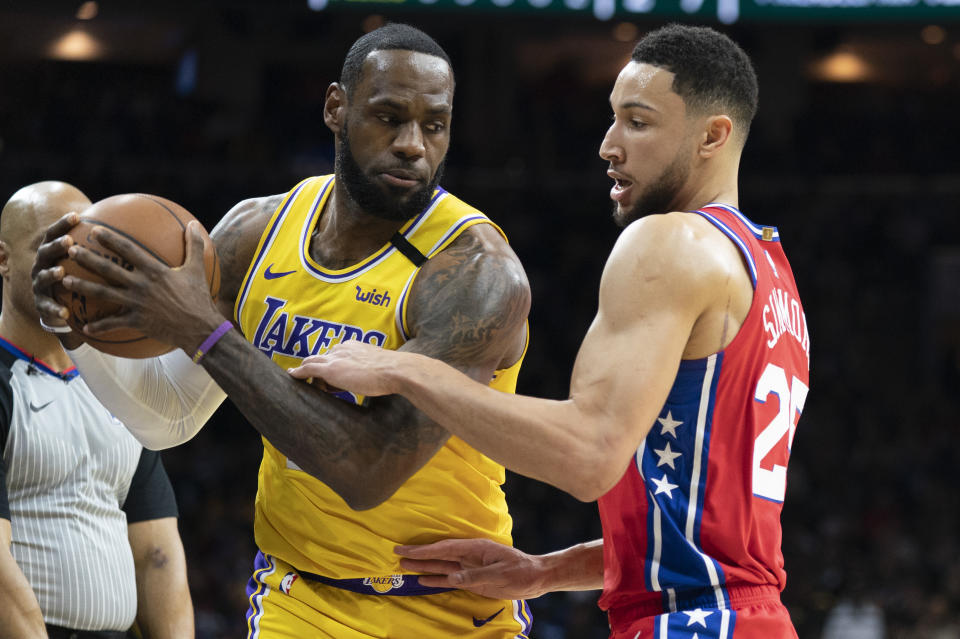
left=250, top=296, right=387, bottom=359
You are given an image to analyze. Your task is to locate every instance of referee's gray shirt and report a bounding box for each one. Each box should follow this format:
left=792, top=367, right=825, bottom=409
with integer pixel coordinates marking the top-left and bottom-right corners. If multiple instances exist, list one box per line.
left=0, top=337, right=178, bottom=632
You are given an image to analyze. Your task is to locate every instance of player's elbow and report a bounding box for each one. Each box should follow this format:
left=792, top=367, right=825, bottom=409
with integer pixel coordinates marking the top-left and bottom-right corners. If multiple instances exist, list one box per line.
left=315, top=469, right=401, bottom=511
left=127, top=419, right=197, bottom=451
left=564, top=438, right=630, bottom=502
left=338, top=482, right=397, bottom=511
left=567, top=470, right=620, bottom=503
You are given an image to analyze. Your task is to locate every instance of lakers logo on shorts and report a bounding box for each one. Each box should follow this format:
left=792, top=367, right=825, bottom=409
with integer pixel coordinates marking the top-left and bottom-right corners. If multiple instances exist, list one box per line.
left=362, top=575, right=405, bottom=594
left=280, top=572, right=299, bottom=595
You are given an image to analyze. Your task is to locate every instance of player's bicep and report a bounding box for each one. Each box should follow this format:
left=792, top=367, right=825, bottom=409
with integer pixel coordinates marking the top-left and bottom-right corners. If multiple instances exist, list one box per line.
left=570, top=218, right=708, bottom=447
left=402, top=226, right=530, bottom=384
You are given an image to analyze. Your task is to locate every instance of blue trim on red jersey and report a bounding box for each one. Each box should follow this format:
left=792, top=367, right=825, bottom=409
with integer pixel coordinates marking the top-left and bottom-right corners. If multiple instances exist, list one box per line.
left=703, top=203, right=780, bottom=243
left=693, top=210, right=758, bottom=288
left=640, top=354, right=728, bottom=605
left=653, top=606, right=736, bottom=637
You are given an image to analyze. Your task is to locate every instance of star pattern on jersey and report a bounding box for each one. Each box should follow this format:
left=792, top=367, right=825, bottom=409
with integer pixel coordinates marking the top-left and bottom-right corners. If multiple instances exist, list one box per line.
left=653, top=441, right=682, bottom=469
left=651, top=474, right=679, bottom=499
left=657, top=411, right=682, bottom=438
left=685, top=608, right=712, bottom=627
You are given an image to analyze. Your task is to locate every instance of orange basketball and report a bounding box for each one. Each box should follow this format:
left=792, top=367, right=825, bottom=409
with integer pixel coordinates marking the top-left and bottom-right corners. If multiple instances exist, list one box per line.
left=52, top=193, right=220, bottom=358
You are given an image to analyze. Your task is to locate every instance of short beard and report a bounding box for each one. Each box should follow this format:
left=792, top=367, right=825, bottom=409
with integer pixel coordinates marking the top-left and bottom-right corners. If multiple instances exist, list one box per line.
left=613, top=149, right=690, bottom=228
left=336, top=124, right=445, bottom=222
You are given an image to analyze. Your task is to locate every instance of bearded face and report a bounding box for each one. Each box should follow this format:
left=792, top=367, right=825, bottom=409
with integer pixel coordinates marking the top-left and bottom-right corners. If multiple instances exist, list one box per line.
left=612, top=147, right=690, bottom=228
left=336, top=121, right=445, bottom=223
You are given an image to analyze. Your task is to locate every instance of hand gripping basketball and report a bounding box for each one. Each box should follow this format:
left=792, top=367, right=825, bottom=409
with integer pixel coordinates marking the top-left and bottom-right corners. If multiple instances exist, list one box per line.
left=50, top=194, right=222, bottom=358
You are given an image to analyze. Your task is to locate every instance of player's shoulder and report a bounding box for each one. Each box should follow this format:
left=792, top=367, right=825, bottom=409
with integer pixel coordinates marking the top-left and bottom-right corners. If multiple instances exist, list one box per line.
left=620, top=212, right=741, bottom=270
left=216, top=193, right=285, bottom=237
left=435, top=187, right=484, bottom=217
left=605, top=212, right=741, bottom=304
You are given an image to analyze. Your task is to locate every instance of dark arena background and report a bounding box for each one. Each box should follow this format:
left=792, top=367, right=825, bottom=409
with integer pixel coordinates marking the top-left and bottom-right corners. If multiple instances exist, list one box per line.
left=2, top=1, right=959, bottom=636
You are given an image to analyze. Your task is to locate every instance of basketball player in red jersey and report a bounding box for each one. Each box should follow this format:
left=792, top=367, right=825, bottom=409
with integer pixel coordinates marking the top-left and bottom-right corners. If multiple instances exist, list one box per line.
left=290, top=24, right=810, bottom=638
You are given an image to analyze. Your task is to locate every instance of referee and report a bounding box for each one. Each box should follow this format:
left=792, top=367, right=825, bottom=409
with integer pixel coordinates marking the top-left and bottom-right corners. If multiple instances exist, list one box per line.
left=0, top=182, right=194, bottom=638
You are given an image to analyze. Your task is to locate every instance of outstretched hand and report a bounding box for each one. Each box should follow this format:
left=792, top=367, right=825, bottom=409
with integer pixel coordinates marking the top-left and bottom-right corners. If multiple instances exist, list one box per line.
left=395, top=538, right=547, bottom=600
left=57, top=221, right=223, bottom=353
left=287, top=340, right=404, bottom=397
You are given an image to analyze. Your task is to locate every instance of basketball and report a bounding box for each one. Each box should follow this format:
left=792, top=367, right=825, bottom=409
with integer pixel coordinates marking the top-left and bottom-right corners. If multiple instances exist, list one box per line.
left=52, top=193, right=221, bottom=358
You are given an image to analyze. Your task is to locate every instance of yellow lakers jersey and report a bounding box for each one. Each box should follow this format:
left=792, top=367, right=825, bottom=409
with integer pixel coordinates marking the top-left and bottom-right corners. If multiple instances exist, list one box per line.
left=235, top=175, right=525, bottom=578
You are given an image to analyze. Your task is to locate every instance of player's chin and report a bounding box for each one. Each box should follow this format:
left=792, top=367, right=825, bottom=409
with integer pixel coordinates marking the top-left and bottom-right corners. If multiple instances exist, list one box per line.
left=611, top=203, right=633, bottom=228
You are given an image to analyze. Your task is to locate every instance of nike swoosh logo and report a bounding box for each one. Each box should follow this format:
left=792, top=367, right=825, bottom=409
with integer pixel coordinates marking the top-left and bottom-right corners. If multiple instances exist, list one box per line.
left=29, top=400, right=54, bottom=413
left=264, top=264, right=296, bottom=280
left=473, top=607, right=504, bottom=628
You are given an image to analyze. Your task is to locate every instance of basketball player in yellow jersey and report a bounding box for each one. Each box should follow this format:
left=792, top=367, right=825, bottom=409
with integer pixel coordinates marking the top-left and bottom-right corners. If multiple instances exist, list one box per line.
left=32, top=24, right=533, bottom=638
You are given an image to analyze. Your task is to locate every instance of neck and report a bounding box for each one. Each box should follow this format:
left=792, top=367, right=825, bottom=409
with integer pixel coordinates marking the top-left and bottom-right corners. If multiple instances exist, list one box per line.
left=681, top=158, right=740, bottom=212
left=0, top=306, right=73, bottom=372
left=311, top=182, right=409, bottom=269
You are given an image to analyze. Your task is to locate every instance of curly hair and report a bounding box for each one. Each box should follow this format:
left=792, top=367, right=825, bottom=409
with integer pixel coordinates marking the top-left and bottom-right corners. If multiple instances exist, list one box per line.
left=632, top=24, right=758, bottom=139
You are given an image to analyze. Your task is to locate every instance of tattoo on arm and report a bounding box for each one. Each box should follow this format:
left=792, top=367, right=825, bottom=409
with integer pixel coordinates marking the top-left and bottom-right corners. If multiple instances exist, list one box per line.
left=211, top=195, right=283, bottom=319
left=199, top=330, right=437, bottom=509
left=406, top=230, right=530, bottom=371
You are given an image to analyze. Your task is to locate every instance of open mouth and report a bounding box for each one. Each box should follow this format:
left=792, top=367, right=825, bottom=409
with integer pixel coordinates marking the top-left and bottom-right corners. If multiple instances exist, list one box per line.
left=610, top=176, right=634, bottom=202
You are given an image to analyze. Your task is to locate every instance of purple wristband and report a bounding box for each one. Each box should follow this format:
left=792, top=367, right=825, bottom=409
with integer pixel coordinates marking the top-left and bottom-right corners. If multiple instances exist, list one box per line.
left=192, top=320, right=233, bottom=363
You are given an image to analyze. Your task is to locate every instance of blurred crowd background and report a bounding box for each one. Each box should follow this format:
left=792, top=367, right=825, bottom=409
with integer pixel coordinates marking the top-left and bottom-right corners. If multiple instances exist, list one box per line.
left=1, top=2, right=958, bottom=637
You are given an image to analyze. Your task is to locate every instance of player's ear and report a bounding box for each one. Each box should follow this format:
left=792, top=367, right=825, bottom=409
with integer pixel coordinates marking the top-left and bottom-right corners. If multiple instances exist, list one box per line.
left=324, top=82, right=348, bottom=135
left=698, top=115, right=733, bottom=158
left=0, top=240, right=10, bottom=279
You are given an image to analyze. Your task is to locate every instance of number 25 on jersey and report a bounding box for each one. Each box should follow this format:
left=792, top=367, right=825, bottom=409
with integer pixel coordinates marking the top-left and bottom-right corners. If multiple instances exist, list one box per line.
left=753, top=362, right=808, bottom=503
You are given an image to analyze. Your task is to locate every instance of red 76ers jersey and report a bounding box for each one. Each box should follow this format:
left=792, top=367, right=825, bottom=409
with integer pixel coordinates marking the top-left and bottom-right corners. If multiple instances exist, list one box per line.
left=597, top=204, right=810, bottom=625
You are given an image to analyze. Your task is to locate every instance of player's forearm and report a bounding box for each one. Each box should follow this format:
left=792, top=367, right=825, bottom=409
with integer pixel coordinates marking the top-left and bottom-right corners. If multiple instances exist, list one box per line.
left=200, top=330, right=448, bottom=509
left=392, top=354, right=622, bottom=501
left=537, top=539, right=605, bottom=593
left=66, top=343, right=226, bottom=449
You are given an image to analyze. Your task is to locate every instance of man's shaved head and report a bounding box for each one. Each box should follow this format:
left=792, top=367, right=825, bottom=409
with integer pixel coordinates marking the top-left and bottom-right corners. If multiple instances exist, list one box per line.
left=0, top=181, right=90, bottom=321
left=0, top=181, right=90, bottom=245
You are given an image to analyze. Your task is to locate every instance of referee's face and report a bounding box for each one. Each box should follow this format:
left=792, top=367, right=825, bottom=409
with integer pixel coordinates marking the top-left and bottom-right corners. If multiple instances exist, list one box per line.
left=0, top=184, right=91, bottom=322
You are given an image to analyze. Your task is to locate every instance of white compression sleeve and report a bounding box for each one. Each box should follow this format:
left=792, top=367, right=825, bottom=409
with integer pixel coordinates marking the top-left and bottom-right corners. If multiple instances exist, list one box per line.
left=67, top=343, right=227, bottom=450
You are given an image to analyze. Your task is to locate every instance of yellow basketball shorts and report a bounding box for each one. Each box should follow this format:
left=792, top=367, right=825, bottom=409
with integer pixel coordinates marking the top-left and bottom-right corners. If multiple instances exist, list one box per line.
left=244, top=551, right=533, bottom=638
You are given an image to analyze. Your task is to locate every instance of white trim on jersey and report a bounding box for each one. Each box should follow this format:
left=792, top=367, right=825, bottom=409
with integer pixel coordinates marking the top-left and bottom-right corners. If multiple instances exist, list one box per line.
left=235, top=179, right=312, bottom=325
left=704, top=202, right=780, bottom=241
left=686, top=354, right=726, bottom=610
left=650, top=498, right=665, bottom=592
left=247, top=554, right=278, bottom=638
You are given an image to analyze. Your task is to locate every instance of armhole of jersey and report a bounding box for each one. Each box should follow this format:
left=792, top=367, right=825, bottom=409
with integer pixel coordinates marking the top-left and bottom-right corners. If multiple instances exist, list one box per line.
left=0, top=361, right=13, bottom=455
left=395, top=269, right=419, bottom=341
left=395, top=218, right=504, bottom=341
left=692, top=210, right=759, bottom=290
left=233, top=177, right=316, bottom=327
left=424, top=217, right=505, bottom=259
left=497, top=321, right=530, bottom=374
